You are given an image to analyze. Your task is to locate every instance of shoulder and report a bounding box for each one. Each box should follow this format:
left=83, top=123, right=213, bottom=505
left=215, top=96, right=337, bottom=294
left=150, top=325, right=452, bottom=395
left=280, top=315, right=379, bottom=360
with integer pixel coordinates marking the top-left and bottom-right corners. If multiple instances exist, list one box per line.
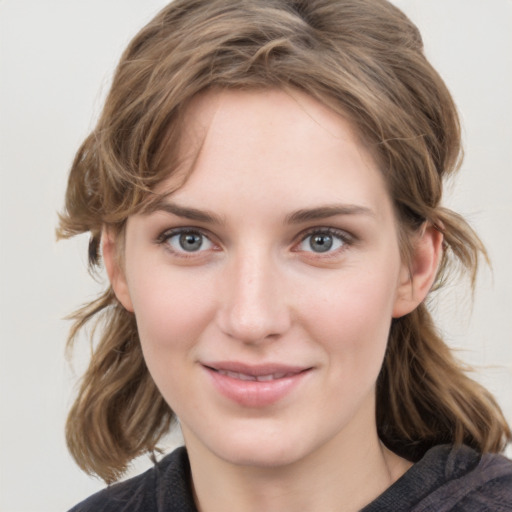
left=67, top=446, right=197, bottom=512
left=364, top=444, right=512, bottom=512
left=448, top=447, right=512, bottom=511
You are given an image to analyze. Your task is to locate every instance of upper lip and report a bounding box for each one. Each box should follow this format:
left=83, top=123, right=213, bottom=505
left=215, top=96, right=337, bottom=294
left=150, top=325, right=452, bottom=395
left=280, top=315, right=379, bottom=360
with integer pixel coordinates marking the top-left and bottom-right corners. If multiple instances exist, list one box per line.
left=202, top=361, right=311, bottom=377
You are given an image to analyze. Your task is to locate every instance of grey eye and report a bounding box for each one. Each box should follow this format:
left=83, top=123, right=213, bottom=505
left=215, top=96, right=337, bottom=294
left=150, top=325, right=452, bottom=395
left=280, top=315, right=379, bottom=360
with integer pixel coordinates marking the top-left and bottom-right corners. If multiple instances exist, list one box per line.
left=309, top=234, right=334, bottom=252
left=166, top=231, right=213, bottom=253
left=298, top=231, right=345, bottom=253
left=179, top=233, right=204, bottom=251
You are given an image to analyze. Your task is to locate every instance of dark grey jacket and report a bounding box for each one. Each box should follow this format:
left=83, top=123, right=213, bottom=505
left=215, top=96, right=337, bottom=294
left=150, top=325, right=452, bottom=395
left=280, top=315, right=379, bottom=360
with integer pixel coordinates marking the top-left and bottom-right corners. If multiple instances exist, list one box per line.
left=69, top=444, right=512, bottom=511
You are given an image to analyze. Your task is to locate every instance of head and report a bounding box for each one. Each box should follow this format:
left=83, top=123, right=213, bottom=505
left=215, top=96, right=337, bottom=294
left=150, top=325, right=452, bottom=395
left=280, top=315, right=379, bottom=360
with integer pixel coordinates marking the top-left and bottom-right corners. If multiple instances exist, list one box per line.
left=59, top=0, right=509, bottom=483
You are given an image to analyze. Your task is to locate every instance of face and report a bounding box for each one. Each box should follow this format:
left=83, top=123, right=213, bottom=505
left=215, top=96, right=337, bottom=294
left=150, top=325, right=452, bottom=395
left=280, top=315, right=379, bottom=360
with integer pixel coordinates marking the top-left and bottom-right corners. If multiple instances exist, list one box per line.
left=111, top=89, right=413, bottom=469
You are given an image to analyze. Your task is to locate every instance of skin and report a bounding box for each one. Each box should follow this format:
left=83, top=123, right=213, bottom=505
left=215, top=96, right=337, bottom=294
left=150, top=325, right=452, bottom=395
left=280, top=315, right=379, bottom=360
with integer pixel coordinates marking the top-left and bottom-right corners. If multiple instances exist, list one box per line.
left=105, top=89, right=442, bottom=512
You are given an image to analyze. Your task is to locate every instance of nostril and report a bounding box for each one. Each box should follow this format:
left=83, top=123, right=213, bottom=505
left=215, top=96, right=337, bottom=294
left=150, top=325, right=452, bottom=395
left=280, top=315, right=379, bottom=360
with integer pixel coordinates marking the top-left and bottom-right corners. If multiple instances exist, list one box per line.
left=217, top=308, right=290, bottom=344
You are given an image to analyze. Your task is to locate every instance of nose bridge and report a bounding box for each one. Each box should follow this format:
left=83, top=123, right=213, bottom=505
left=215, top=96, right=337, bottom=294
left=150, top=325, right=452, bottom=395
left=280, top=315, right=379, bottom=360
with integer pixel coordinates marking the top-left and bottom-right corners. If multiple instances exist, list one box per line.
left=218, top=244, right=290, bottom=343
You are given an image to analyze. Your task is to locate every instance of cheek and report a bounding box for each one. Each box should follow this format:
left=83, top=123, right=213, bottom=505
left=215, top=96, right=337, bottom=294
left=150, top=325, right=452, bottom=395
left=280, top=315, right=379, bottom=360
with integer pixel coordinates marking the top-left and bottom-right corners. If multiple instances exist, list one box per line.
left=301, top=265, right=399, bottom=374
left=127, top=265, right=216, bottom=361
left=126, top=267, right=221, bottom=416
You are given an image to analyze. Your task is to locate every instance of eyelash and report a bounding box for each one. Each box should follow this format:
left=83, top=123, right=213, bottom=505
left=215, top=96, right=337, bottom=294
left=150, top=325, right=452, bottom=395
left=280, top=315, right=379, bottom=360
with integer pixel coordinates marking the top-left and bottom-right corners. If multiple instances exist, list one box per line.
left=295, top=227, right=353, bottom=257
left=155, top=228, right=218, bottom=259
left=155, top=226, right=354, bottom=259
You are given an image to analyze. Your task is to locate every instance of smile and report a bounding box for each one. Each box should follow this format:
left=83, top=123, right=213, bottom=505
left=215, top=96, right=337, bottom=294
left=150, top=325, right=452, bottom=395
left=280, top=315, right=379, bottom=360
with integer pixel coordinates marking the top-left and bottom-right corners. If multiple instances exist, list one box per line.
left=215, top=369, right=298, bottom=382
left=202, top=362, right=312, bottom=407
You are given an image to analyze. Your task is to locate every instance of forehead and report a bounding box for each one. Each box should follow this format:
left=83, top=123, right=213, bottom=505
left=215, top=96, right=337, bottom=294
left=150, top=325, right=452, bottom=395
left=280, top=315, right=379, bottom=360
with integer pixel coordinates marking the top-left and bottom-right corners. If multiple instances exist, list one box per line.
left=152, top=88, right=392, bottom=222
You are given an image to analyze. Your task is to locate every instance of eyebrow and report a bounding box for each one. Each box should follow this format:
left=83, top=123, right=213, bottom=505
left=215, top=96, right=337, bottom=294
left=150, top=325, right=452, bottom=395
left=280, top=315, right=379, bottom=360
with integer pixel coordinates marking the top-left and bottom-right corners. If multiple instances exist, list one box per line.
left=285, top=204, right=375, bottom=224
left=145, top=199, right=225, bottom=224
left=146, top=199, right=374, bottom=225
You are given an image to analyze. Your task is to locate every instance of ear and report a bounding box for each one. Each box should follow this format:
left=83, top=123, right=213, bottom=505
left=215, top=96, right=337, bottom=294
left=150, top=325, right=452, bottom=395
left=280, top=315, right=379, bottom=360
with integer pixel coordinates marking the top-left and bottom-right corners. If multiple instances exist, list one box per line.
left=102, top=229, right=134, bottom=312
left=392, top=224, right=443, bottom=318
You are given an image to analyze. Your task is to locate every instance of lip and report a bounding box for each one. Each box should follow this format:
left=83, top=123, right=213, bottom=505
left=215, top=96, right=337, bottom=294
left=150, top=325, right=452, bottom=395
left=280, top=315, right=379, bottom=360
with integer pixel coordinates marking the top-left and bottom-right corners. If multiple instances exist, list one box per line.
left=202, top=361, right=312, bottom=408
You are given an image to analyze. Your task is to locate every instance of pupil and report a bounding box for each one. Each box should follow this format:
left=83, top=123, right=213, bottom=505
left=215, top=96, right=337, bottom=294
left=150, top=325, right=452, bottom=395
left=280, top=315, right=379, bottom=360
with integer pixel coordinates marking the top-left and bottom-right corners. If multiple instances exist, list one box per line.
left=310, top=234, right=333, bottom=253
left=179, top=233, right=202, bottom=251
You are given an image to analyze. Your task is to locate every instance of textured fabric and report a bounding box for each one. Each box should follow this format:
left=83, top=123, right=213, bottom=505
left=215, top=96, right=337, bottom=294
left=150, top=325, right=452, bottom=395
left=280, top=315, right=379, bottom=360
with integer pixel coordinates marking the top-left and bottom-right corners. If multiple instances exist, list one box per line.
left=68, top=448, right=197, bottom=512
left=68, top=444, right=512, bottom=511
left=362, top=445, right=512, bottom=511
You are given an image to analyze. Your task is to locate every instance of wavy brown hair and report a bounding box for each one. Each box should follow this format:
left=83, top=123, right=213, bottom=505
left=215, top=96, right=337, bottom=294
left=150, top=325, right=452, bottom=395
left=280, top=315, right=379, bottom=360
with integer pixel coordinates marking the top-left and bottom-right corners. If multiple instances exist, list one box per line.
left=58, top=0, right=511, bottom=483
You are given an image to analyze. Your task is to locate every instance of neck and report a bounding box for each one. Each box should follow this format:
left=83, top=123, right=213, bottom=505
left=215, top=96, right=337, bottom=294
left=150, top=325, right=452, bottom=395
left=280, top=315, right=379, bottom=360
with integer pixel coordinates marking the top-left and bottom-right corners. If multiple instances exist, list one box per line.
left=184, top=418, right=412, bottom=512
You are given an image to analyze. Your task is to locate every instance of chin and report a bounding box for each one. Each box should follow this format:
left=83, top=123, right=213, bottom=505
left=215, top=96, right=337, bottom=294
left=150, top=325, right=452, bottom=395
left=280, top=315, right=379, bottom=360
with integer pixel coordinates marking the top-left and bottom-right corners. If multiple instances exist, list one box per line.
left=192, top=419, right=320, bottom=469
left=217, top=440, right=307, bottom=469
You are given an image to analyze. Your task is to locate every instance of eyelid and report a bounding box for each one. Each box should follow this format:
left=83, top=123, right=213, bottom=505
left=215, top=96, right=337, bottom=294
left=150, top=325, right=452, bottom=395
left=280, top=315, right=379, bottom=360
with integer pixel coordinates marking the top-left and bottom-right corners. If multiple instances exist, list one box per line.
left=156, top=226, right=209, bottom=243
left=155, top=226, right=220, bottom=258
left=293, top=226, right=355, bottom=254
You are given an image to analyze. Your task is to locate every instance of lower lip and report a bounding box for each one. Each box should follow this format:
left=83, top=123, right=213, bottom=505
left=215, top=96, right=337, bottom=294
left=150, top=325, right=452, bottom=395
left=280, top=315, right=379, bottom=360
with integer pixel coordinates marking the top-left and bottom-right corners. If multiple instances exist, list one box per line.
left=204, top=367, right=311, bottom=408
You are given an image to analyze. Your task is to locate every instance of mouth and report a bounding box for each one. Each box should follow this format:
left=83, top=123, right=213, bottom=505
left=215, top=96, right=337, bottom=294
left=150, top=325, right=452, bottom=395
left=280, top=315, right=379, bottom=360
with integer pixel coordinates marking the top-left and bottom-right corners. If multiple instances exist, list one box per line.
left=213, top=369, right=298, bottom=382
left=203, top=361, right=310, bottom=379
left=201, top=361, right=312, bottom=407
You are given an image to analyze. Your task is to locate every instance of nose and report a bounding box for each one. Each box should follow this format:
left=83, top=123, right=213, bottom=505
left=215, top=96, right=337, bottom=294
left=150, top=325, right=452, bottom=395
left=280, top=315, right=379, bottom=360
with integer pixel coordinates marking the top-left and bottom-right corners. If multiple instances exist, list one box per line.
left=216, top=250, right=291, bottom=344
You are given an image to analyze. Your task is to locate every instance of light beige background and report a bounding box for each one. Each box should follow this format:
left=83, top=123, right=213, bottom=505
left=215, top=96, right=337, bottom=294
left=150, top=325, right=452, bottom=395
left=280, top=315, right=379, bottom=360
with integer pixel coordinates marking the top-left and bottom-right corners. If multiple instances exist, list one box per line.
left=1, top=1, right=511, bottom=510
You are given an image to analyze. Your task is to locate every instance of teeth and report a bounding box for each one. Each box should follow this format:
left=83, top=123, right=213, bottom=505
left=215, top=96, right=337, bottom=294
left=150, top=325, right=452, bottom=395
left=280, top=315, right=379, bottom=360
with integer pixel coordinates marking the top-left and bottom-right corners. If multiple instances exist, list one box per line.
left=256, top=374, right=274, bottom=382
left=238, top=373, right=257, bottom=381
left=217, top=369, right=290, bottom=381
left=256, top=372, right=287, bottom=381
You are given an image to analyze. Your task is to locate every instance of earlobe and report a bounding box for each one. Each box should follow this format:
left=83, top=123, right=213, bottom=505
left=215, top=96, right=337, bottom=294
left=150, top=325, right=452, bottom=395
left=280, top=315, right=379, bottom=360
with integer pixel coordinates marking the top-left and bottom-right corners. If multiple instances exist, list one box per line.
left=102, top=229, right=134, bottom=312
left=392, top=224, right=443, bottom=318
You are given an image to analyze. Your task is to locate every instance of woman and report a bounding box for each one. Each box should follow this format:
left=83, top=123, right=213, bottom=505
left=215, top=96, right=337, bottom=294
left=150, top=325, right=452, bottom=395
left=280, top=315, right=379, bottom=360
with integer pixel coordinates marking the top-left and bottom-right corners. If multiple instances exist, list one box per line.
left=60, top=0, right=512, bottom=510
